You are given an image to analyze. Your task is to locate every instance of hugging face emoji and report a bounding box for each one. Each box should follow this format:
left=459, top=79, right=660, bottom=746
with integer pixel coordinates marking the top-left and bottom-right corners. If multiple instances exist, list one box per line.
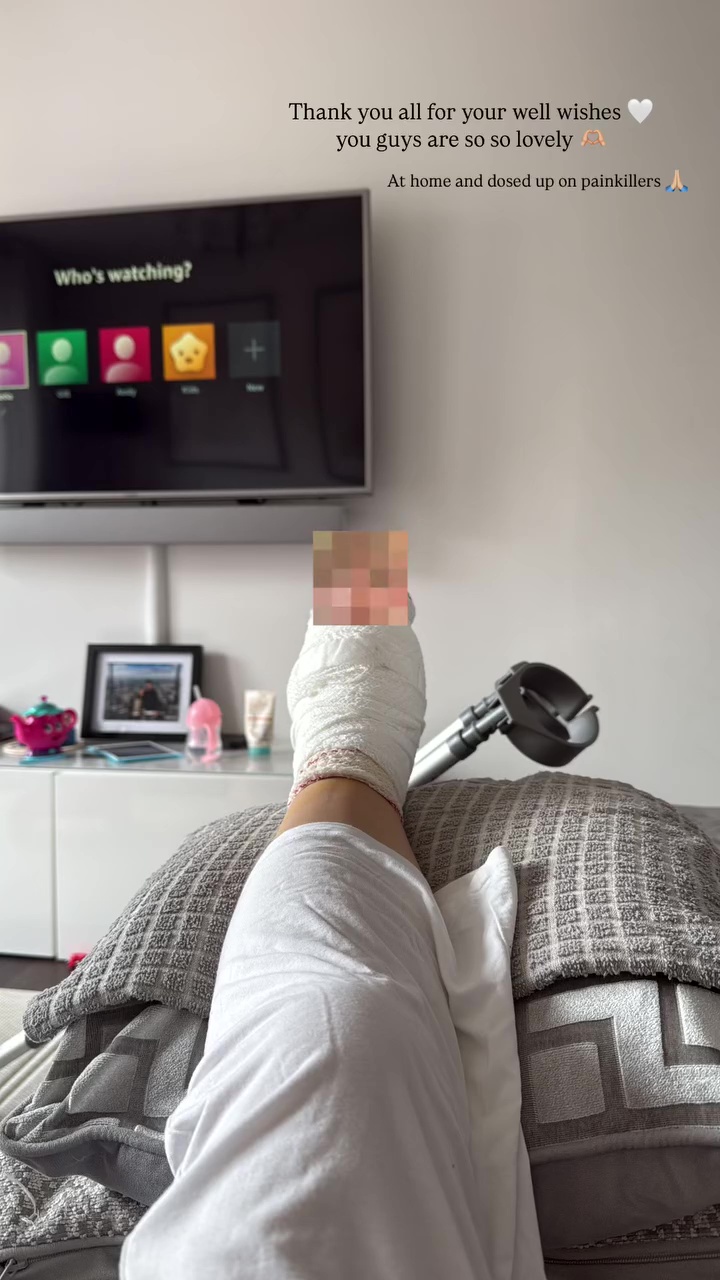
left=162, top=324, right=216, bottom=381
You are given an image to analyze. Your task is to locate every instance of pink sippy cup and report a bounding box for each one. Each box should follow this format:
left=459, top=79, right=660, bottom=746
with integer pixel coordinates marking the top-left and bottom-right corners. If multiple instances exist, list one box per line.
left=185, top=695, right=223, bottom=764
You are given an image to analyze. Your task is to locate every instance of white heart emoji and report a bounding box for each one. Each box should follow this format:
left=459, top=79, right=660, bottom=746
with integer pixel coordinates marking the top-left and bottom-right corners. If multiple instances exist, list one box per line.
left=628, top=98, right=653, bottom=123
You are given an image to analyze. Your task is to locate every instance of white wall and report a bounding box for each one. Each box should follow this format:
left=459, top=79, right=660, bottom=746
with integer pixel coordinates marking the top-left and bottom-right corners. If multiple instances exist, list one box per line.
left=1, top=0, right=717, bottom=803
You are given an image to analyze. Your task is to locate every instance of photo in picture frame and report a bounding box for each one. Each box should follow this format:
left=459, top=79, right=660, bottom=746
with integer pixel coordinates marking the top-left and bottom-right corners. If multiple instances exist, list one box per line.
left=81, top=644, right=203, bottom=742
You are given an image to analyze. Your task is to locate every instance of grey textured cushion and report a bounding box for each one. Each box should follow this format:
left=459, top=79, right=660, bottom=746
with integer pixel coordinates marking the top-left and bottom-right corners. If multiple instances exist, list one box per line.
left=3, top=781, right=720, bottom=1264
left=0, top=1143, right=142, bottom=1276
left=0, top=1003, right=206, bottom=1208
left=545, top=1236, right=720, bottom=1280
left=518, top=974, right=720, bottom=1248
left=22, top=775, right=720, bottom=1045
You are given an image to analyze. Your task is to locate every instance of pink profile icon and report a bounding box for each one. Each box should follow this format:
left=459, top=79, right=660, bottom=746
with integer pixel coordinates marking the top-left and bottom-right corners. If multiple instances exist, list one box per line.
left=0, top=331, right=29, bottom=389
left=99, top=327, right=152, bottom=384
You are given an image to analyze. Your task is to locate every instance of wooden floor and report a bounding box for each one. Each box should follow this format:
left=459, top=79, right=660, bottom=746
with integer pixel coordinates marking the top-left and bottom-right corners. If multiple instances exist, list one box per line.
left=0, top=955, right=69, bottom=990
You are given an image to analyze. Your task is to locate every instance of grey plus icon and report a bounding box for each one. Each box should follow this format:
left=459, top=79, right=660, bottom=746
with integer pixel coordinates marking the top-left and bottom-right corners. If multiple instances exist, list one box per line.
left=244, top=339, right=265, bottom=362
left=229, top=322, right=281, bottom=379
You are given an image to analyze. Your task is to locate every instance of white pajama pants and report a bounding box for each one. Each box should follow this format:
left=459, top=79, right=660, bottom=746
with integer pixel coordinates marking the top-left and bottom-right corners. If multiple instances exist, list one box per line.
left=120, top=823, right=545, bottom=1280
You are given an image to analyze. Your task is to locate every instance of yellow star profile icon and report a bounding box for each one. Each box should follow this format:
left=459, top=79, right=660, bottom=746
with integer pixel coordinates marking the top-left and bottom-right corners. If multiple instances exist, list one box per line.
left=162, top=324, right=217, bottom=381
left=170, top=331, right=208, bottom=374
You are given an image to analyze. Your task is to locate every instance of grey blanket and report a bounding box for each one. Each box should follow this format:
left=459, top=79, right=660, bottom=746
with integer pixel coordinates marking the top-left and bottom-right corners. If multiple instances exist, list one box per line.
left=23, top=772, right=720, bottom=1045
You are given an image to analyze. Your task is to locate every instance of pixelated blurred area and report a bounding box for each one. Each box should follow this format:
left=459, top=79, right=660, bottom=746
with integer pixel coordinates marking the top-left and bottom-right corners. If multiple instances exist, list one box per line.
left=313, top=530, right=408, bottom=625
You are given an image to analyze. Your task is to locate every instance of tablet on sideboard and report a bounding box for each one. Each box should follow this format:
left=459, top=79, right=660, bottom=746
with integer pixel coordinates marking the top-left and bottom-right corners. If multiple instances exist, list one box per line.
left=84, top=740, right=184, bottom=764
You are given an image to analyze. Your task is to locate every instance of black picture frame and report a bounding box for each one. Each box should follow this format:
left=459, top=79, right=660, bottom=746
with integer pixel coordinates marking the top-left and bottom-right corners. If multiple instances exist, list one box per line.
left=81, top=644, right=203, bottom=742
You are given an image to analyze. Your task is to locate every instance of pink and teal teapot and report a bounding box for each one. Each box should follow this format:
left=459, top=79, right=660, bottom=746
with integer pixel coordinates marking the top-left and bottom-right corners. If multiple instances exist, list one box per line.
left=11, top=696, right=77, bottom=757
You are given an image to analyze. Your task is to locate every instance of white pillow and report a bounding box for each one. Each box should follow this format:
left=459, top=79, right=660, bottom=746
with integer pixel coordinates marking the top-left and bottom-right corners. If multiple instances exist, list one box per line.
left=434, top=847, right=546, bottom=1280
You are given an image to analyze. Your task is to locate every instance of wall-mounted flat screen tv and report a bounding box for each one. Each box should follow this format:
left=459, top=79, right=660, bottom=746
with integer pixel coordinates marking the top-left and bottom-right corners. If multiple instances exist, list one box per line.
left=0, top=190, right=370, bottom=503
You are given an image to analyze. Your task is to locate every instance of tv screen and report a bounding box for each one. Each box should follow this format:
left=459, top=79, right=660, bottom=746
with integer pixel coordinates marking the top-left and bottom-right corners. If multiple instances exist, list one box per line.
left=0, top=191, right=370, bottom=503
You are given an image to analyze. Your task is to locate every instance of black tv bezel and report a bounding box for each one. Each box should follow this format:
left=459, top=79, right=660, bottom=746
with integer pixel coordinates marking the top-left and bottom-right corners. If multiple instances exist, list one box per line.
left=0, top=189, right=372, bottom=507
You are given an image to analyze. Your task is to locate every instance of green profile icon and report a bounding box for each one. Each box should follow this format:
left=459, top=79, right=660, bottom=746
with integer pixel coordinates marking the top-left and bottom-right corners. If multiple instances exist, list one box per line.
left=36, top=330, right=89, bottom=386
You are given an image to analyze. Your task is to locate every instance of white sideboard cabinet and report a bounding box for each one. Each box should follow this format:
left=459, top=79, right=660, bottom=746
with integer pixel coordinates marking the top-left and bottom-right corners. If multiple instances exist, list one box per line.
left=0, top=749, right=293, bottom=960
left=0, top=767, right=55, bottom=955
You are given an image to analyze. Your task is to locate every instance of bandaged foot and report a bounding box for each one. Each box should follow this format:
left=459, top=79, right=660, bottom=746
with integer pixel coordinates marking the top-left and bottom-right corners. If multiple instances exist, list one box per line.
left=286, top=596, right=426, bottom=815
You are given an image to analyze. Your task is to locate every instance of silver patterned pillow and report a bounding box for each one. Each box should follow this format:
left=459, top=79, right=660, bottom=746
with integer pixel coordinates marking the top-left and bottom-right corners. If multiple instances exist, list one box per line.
left=518, top=974, right=720, bottom=1248
left=0, top=1002, right=205, bottom=1208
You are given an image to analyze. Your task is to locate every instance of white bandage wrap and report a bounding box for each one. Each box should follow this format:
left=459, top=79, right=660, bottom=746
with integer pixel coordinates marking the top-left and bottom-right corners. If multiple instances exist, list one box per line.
left=286, top=598, right=426, bottom=814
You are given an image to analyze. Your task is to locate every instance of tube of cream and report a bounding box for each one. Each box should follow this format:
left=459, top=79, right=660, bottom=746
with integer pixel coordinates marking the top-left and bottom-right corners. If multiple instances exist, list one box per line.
left=244, top=690, right=276, bottom=755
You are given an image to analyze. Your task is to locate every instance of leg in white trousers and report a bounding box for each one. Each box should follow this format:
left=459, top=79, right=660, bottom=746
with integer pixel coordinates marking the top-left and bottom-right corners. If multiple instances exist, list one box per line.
left=120, top=822, right=496, bottom=1280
